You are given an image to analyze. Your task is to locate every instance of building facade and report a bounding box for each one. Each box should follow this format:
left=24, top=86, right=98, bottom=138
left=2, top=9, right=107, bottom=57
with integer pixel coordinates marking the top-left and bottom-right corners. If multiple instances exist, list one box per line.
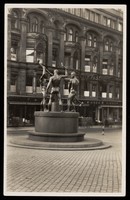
left=7, top=8, right=123, bottom=126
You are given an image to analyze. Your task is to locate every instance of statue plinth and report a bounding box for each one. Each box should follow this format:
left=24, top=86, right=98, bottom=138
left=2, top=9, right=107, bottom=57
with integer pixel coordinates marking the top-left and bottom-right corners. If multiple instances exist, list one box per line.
left=34, top=111, right=79, bottom=133
left=29, top=110, right=85, bottom=142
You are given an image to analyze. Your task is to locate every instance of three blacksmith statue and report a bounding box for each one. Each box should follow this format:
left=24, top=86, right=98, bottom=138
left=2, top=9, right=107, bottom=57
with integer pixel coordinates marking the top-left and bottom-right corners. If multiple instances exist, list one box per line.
left=38, top=61, right=83, bottom=112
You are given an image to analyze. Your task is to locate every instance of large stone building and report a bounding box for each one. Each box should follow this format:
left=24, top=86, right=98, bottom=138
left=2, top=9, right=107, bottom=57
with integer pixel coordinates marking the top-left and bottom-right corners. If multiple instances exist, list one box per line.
left=7, top=7, right=123, bottom=126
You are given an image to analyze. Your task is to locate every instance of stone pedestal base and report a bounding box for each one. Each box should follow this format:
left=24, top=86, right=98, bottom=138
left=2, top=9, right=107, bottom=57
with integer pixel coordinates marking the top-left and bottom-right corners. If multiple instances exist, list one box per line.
left=34, top=111, right=79, bottom=133
left=30, top=111, right=83, bottom=142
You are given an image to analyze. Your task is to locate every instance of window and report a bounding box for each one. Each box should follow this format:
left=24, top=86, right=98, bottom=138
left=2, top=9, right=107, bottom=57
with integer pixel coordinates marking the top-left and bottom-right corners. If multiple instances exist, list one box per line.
left=90, top=11, right=95, bottom=21
left=95, top=13, right=100, bottom=23
left=32, top=17, right=38, bottom=32
left=75, top=9, right=81, bottom=17
left=93, top=57, right=98, bottom=73
left=104, top=40, right=109, bottom=51
left=40, top=21, right=44, bottom=34
left=107, top=19, right=111, bottom=27
left=84, top=81, right=90, bottom=96
left=87, top=34, right=92, bottom=47
left=109, top=61, right=114, bottom=75
left=110, top=42, right=113, bottom=52
left=26, top=49, right=34, bottom=63
left=118, top=23, right=123, bottom=31
left=111, top=20, right=115, bottom=29
left=93, top=37, right=97, bottom=47
left=10, top=47, right=17, bottom=61
left=102, top=59, right=108, bottom=75
left=68, top=28, right=73, bottom=41
left=85, top=55, right=91, bottom=72
left=75, top=31, right=79, bottom=42
left=73, top=51, right=79, bottom=70
left=64, top=52, right=71, bottom=68
left=86, top=32, right=97, bottom=48
left=52, top=48, right=58, bottom=67
left=85, top=9, right=90, bottom=20
left=11, top=10, right=19, bottom=29
left=103, top=17, right=107, bottom=26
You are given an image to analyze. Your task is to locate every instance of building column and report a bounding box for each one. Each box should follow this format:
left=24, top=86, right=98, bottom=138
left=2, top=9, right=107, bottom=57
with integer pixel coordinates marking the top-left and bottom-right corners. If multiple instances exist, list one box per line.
left=17, top=69, right=26, bottom=94
left=99, top=39, right=104, bottom=74
left=19, top=18, right=27, bottom=62
left=32, top=71, right=37, bottom=94
left=7, top=14, right=12, bottom=60
left=47, top=28, right=53, bottom=66
left=89, top=82, right=92, bottom=97
left=80, top=36, right=86, bottom=71
left=115, top=46, right=119, bottom=77
left=107, top=84, right=109, bottom=98
left=59, top=30, right=64, bottom=67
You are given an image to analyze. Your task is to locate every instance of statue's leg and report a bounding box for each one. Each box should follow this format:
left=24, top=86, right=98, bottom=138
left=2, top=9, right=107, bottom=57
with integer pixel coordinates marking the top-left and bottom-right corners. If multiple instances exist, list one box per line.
left=67, top=93, right=73, bottom=111
left=40, top=100, right=43, bottom=111
left=42, top=90, right=46, bottom=111
left=48, top=93, right=52, bottom=111
left=58, top=93, right=63, bottom=111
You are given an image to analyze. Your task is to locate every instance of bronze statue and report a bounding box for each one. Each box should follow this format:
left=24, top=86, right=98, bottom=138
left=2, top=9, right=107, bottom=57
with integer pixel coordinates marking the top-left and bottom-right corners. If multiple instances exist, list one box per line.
left=46, top=66, right=68, bottom=111
left=67, top=71, right=83, bottom=111
left=39, top=62, right=52, bottom=111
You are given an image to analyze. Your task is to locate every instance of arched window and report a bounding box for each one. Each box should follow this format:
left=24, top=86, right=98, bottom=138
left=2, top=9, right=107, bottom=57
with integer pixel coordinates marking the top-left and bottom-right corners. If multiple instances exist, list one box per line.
left=93, top=37, right=97, bottom=47
left=87, top=34, right=92, bottom=47
left=11, top=10, right=19, bottom=29
left=75, top=31, right=79, bottom=42
left=104, top=40, right=109, bottom=51
left=40, top=21, right=44, bottom=34
left=32, top=17, right=38, bottom=32
left=68, top=28, right=73, bottom=41
left=110, top=42, right=113, bottom=51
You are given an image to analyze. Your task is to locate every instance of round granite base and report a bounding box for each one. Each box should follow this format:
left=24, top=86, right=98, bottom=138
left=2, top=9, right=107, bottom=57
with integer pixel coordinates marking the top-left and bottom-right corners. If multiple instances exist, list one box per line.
left=28, top=131, right=85, bottom=142
left=8, top=135, right=111, bottom=151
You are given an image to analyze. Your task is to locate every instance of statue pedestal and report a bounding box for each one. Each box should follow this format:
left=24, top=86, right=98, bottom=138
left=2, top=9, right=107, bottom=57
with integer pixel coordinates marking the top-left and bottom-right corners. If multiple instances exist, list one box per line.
left=29, top=111, right=85, bottom=142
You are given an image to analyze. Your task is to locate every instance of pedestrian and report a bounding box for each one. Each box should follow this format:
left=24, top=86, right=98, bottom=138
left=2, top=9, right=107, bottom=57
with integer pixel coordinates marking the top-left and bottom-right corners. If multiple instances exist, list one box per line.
left=102, top=123, right=105, bottom=135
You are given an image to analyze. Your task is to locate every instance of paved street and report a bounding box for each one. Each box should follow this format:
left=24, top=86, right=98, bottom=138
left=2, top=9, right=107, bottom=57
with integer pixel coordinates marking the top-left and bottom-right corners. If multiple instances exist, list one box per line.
left=5, top=127, right=125, bottom=196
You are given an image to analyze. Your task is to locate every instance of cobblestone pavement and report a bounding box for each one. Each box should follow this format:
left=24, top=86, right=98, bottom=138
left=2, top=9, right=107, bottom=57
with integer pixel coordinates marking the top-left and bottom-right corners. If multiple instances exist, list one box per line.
left=5, top=127, right=125, bottom=196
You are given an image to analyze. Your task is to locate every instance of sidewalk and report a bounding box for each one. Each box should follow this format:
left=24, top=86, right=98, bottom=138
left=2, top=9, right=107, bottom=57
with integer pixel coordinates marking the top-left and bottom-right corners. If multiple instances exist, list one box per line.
left=5, top=127, right=124, bottom=195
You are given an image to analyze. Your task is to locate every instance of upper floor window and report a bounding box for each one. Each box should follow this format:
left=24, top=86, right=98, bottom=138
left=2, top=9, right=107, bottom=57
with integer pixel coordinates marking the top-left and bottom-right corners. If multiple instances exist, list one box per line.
left=87, top=34, right=92, bottom=47
left=95, top=13, right=100, bottom=23
left=104, top=38, right=114, bottom=52
left=65, top=26, right=79, bottom=42
left=94, top=37, right=97, bottom=47
left=93, top=56, right=98, bottom=73
left=11, top=10, right=19, bottom=29
left=75, top=31, right=79, bottom=43
left=68, top=28, right=73, bottom=41
left=118, top=23, right=123, bottom=32
left=86, top=32, right=97, bottom=48
left=32, top=17, right=38, bottom=32
left=107, top=19, right=111, bottom=27
left=90, top=11, right=95, bottom=22
left=84, top=9, right=90, bottom=20
left=40, top=21, right=44, bottom=34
